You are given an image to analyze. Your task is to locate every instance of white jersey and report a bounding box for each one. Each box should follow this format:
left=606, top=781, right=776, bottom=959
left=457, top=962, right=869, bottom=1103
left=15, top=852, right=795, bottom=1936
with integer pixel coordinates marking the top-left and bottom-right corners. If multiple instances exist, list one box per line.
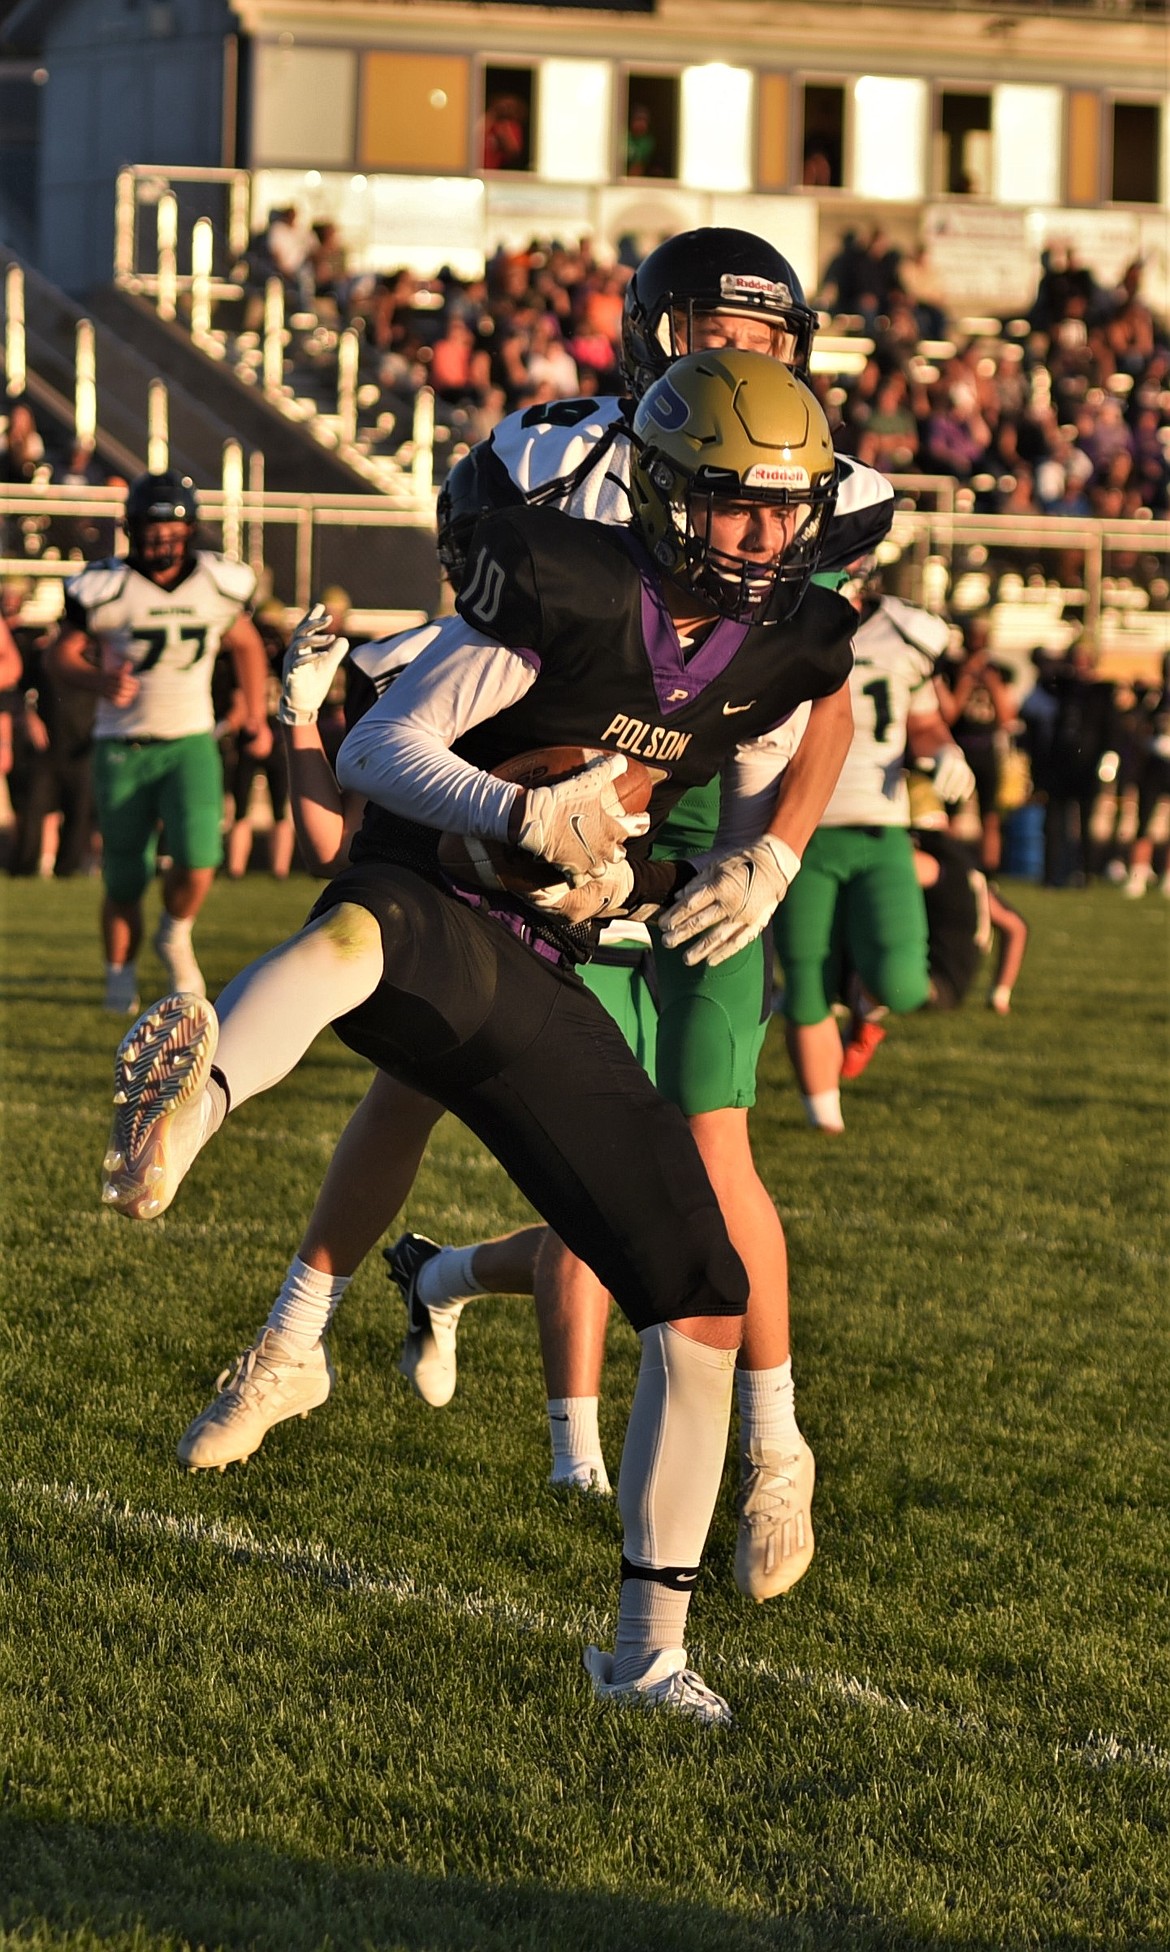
left=479, top=395, right=895, bottom=570
left=822, top=597, right=949, bottom=828
left=65, top=551, right=256, bottom=742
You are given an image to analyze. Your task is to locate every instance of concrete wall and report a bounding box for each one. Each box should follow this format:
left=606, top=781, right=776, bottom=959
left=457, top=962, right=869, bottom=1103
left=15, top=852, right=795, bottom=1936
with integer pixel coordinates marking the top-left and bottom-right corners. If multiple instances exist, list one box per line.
left=33, top=0, right=235, bottom=293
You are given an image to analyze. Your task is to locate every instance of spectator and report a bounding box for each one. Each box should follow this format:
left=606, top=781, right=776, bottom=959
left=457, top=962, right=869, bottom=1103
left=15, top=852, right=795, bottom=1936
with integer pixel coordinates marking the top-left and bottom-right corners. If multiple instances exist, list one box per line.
left=427, top=314, right=491, bottom=408
left=481, top=95, right=528, bottom=171
left=856, top=369, right=920, bottom=474
left=225, top=602, right=296, bottom=881
left=1117, top=654, right=1170, bottom=898
left=0, top=592, right=24, bottom=835
left=923, top=374, right=992, bottom=479
left=523, top=316, right=580, bottom=400
left=937, top=614, right=1018, bottom=872
left=1034, top=639, right=1118, bottom=887
left=625, top=104, right=659, bottom=177
left=266, top=205, right=314, bottom=310
left=4, top=582, right=96, bottom=880
left=0, top=399, right=45, bottom=484
left=309, top=221, right=348, bottom=317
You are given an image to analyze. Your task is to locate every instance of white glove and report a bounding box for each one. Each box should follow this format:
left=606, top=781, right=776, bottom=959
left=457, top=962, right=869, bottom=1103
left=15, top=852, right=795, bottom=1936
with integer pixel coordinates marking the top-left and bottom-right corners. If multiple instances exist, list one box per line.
left=525, top=855, right=636, bottom=926
left=514, top=752, right=649, bottom=888
left=659, top=834, right=800, bottom=968
left=929, top=743, right=976, bottom=805
left=278, top=603, right=350, bottom=726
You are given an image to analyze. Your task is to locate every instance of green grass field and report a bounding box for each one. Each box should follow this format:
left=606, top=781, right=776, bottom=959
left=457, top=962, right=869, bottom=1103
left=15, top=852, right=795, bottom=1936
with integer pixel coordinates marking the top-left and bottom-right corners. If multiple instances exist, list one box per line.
left=1, top=873, right=1167, bottom=1952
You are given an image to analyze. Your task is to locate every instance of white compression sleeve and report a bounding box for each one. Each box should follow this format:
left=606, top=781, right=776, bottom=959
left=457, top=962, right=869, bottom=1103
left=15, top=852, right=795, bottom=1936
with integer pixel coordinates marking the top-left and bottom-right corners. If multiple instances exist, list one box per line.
left=618, top=1323, right=736, bottom=1570
left=211, top=904, right=385, bottom=1110
left=336, top=631, right=537, bottom=836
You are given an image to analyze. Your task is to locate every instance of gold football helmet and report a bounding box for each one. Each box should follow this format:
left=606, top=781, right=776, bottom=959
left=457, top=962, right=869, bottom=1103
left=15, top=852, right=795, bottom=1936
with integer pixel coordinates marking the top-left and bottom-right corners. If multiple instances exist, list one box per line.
left=629, top=350, right=838, bottom=622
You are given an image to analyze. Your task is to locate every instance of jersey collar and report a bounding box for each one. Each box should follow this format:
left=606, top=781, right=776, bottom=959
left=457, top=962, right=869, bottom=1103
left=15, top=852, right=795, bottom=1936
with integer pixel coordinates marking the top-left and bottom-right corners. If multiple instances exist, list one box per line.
left=619, top=530, right=750, bottom=717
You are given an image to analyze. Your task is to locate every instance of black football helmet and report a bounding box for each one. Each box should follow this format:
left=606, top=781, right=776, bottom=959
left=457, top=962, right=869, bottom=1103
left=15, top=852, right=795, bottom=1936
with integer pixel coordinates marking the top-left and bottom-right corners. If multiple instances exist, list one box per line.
left=436, top=448, right=523, bottom=591
left=124, top=470, right=199, bottom=579
left=621, top=228, right=818, bottom=398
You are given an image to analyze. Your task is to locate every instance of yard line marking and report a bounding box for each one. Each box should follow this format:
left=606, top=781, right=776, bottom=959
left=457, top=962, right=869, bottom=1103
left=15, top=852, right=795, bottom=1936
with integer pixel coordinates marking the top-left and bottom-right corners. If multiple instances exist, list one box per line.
left=9, top=1479, right=1169, bottom=1778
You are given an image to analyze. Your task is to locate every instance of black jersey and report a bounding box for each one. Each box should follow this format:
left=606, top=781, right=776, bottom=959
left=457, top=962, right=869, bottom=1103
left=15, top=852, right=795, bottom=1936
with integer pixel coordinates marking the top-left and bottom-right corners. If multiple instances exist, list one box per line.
left=352, top=504, right=854, bottom=879
left=914, top=829, right=982, bottom=1008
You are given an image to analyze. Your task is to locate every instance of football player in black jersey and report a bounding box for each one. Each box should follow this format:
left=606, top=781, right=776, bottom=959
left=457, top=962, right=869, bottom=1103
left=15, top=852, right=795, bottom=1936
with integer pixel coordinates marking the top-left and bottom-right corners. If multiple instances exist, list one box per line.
left=193, top=228, right=884, bottom=1584
left=102, top=352, right=854, bottom=1725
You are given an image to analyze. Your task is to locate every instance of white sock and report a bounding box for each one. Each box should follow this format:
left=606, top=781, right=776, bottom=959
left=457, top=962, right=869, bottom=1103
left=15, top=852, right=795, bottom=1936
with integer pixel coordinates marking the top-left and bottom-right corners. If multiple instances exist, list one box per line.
left=156, top=913, right=194, bottom=947
left=803, top=1088, right=844, bottom=1132
left=264, top=1255, right=351, bottom=1354
left=548, top=1396, right=610, bottom=1490
left=737, top=1358, right=802, bottom=1451
left=416, top=1244, right=485, bottom=1312
left=106, top=960, right=136, bottom=979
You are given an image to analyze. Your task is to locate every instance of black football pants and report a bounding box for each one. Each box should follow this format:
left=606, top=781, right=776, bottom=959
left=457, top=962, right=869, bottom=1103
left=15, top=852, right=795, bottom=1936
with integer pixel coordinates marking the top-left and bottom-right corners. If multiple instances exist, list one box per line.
left=310, top=864, right=748, bottom=1333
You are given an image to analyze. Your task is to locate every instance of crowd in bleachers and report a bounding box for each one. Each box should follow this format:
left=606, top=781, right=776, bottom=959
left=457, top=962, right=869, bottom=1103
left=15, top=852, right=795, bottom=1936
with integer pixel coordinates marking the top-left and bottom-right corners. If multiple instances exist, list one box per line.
left=3, top=219, right=1168, bottom=894
left=234, top=209, right=1170, bottom=538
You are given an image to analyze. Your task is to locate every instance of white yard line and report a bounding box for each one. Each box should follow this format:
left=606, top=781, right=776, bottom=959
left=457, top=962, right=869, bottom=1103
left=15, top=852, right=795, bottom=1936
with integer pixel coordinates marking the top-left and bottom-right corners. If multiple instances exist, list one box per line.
left=9, top=1478, right=1169, bottom=1777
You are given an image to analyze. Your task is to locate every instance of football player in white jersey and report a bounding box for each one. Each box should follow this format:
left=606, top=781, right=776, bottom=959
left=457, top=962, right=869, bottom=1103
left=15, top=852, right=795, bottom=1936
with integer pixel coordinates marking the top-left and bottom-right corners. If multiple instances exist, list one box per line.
left=49, top=473, right=271, bottom=1010
left=774, top=562, right=976, bottom=1132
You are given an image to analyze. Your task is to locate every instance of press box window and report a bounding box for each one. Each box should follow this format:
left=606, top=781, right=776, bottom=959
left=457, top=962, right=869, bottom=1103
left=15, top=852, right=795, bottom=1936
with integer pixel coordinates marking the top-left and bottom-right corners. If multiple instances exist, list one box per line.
left=622, top=73, right=679, bottom=180
left=799, top=83, right=845, bottom=188
left=481, top=67, right=535, bottom=172
left=1110, top=101, right=1162, bottom=204
left=937, top=91, right=992, bottom=197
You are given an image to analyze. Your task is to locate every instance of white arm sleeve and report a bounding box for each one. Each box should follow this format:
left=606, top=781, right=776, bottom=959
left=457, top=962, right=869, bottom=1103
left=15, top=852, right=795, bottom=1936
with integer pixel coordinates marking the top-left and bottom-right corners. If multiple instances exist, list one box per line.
left=715, top=703, right=812, bottom=849
left=336, top=623, right=538, bottom=838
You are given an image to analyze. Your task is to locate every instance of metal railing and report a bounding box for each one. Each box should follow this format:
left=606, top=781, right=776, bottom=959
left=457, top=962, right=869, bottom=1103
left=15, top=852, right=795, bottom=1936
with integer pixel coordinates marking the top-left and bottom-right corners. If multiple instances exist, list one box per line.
left=2, top=482, right=1166, bottom=644
left=0, top=484, right=436, bottom=628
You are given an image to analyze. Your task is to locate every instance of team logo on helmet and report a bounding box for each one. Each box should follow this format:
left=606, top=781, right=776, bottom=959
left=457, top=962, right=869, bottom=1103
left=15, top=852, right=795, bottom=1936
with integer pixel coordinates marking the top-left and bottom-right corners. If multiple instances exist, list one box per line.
left=645, top=379, right=691, bottom=432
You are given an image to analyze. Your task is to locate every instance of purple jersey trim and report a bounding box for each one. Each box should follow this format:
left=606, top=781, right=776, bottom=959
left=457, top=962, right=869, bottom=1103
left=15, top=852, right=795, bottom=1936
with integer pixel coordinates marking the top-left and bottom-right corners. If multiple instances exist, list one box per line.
left=509, top=644, right=542, bottom=674
left=617, top=532, right=750, bottom=717
left=441, top=875, right=566, bottom=966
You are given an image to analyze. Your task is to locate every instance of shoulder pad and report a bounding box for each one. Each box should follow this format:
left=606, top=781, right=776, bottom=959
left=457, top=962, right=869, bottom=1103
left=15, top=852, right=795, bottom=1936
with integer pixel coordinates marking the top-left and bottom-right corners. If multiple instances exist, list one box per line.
left=456, top=507, right=548, bottom=644
left=197, top=553, right=257, bottom=607
left=882, top=596, right=950, bottom=663
left=456, top=504, right=624, bottom=648
left=489, top=396, right=625, bottom=496
left=64, top=560, right=130, bottom=608
left=350, top=622, right=446, bottom=692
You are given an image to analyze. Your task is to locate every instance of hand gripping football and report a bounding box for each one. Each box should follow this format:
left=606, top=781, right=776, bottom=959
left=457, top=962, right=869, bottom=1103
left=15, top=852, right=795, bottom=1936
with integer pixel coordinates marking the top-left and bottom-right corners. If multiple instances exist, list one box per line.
left=437, top=746, right=656, bottom=896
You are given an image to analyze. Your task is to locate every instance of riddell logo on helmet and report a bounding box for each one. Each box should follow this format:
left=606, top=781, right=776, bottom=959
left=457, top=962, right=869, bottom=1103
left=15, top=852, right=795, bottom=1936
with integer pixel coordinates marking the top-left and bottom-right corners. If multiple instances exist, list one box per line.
left=744, top=463, right=811, bottom=489
left=720, top=274, right=793, bottom=305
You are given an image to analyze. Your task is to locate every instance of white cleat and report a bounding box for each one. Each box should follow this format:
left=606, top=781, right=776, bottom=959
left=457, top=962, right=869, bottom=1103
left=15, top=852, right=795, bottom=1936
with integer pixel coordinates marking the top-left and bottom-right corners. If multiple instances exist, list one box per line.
left=735, top=1437, right=816, bottom=1601
left=153, top=921, right=206, bottom=997
left=583, top=1646, right=732, bottom=1728
left=177, top=1331, right=334, bottom=1471
left=103, top=966, right=140, bottom=1016
left=549, top=1459, right=613, bottom=1497
left=101, top=993, right=217, bottom=1220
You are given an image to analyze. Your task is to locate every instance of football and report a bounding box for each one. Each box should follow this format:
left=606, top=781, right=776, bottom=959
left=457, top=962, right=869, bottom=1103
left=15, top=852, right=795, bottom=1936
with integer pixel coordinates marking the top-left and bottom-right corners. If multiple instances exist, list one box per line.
left=437, top=746, right=657, bottom=896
